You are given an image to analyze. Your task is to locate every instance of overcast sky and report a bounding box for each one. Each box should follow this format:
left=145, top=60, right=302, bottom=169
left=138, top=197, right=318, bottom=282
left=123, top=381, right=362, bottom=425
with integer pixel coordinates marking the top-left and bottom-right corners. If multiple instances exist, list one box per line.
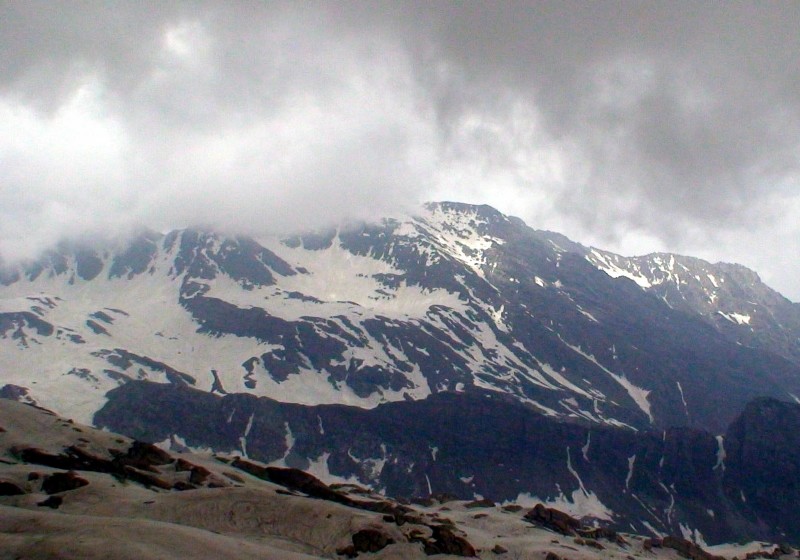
left=2, top=1, right=800, bottom=298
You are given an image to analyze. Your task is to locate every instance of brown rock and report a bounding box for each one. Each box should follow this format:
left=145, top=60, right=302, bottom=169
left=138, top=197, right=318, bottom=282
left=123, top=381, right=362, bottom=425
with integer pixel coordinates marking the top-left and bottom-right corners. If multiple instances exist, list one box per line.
left=662, top=535, right=725, bottom=560
left=188, top=465, right=212, bottom=485
left=351, top=528, right=395, bottom=554
left=492, top=543, right=509, bottom=554
left=577, top=526, right=627, bottom=546
left=41, top=471, right=89, bottom=494
left=120, top=465, right=172, bottom=490
left=336, top=544, right=356, bottom=558
left=643, top=538, right=662, bottom=551
left=119, top=441, right=174, bottom=471
left=465, top=497, right=496, bottom=508
left=545, top=552, right=562, bottom=560
left=0, top=480, right=26, bottom=496
left=222, top=471, right=245, bottom=483
left=175, top=458, right=195, bottom=472
left=524, top=503, right=581, bottom=535
left=37, top=495, right=63, bottom=509
left=582, top=538, right=605, bottom=550
left=423, top=524, right=477, bottom=557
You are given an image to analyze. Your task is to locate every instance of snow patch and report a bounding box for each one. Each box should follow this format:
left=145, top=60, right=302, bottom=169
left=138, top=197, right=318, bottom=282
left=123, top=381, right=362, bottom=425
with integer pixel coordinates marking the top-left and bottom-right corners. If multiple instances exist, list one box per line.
left=679, top=523, right=707, bottom=547
left=238, top=412, right=256, bottom=458
left=576, top=306, right=600, bottom=323
left=717, top=310, right=751, bottom=325
left=509, top=488, right=614, bottom=522
left=642, top=521, right=665, bottom=538
left=581, top=432, right=591, bottom=462
left=714, top=435, right=726, bottom=472
left=508, top=447, right=614, bottom=521
left=624, top=455, right=636, bottom=491
left=561, top=337, right=653, bottom=422
left=305, top=452, right=363, bottom=487
left=676, top=381, right=689, bottom=419
left=588, top=249, right=652, bottom=288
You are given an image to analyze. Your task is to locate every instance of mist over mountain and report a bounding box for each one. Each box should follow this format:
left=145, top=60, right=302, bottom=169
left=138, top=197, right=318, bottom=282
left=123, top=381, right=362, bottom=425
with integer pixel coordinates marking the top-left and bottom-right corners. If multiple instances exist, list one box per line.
left=4, top=202, right=800, bottom=546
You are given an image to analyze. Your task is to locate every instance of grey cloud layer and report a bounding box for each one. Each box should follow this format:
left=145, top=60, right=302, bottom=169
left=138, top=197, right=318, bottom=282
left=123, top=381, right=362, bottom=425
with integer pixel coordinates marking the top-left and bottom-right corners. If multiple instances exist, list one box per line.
left=2, top=1, right=800, bottom=296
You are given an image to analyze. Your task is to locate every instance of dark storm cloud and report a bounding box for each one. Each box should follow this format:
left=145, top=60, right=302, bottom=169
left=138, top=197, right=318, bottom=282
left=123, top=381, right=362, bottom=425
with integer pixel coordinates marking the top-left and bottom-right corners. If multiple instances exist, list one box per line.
left=2, top=1, right=800, bottom=296
left=354, top=1, right=800, bottom=239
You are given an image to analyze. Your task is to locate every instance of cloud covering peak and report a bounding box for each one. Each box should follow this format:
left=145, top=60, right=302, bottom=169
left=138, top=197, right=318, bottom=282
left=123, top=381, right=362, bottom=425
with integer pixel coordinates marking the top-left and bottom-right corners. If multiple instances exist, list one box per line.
left=2, top=2, right=800, bottom=297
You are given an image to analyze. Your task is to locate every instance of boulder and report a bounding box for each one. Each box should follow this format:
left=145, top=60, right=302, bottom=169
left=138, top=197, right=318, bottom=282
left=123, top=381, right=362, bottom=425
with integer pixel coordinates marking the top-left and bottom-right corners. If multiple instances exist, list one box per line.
left=0, top=480, right=25, bottom=495
left=41, top=471, right=89, bottom=494
left=662, top=536, right=725, bottom=560
left=465, top=497, right=496, bottom=508
left=423, top=524, right=477, bottom=557
left=117, top=441, right=174, bottom=470
left=351, top=527, right=395, bottom=554
left=524, top=504, right=581, bottom=535
left=36, top=495, right=63, bottom=509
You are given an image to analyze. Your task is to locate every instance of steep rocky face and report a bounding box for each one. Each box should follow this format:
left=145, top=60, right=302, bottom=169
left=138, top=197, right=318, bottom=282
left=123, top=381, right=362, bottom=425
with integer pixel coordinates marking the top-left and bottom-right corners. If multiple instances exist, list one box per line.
left=1, top=202, right=800, bottom=433
left=723, top=398, right=800, bottom=539
left=11, top=396, right=790, bottom=560
left=584, top=247, right=800, bottom=369
left=95, top=381, right=800, bottom=546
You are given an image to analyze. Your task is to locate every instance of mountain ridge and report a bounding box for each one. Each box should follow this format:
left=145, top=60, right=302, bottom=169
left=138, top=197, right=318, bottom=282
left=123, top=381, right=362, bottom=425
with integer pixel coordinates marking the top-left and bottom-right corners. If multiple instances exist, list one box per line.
left=2, top=201, right=800, bottom=433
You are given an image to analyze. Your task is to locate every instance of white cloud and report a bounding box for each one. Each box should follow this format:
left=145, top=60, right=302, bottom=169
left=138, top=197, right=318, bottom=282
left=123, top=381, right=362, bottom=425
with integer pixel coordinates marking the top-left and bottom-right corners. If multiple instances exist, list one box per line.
left=2, top=3, right=800, bottom=300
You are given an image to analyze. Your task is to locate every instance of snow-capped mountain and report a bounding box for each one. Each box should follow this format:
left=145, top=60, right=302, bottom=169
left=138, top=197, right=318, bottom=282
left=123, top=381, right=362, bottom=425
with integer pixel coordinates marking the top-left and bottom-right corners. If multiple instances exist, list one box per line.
left=2, top=202, right=800, bottom=434
left=5, top=201, right=800, bottom=546
left=585, top=248, right=800, bottom=369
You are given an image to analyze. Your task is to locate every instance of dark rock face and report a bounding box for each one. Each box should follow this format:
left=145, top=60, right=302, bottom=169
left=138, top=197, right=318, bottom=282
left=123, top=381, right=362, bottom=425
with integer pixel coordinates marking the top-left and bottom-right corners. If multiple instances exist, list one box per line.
left=723, top=398, right=800, bottom=539
left=0, top=312, right=54, bottom=347
left=95, top=381, right=800, bottom=545
left=583, top=248, right=800, bottom=371
left=108, top=230, right=160, bottom=279
left=0, top=384, right=34, bottom=402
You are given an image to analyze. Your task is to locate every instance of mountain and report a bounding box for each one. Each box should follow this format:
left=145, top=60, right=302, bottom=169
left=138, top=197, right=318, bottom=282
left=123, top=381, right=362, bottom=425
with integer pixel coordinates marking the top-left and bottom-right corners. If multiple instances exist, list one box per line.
left=3, top=201, right=800, bottom=545
left=1, top=397, right=795, bottom=559
left=2, top=202, right=799, bottom=432
left=584, top=247, right=800, bottom=370
left=94, top=380, right=800, bottom=545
